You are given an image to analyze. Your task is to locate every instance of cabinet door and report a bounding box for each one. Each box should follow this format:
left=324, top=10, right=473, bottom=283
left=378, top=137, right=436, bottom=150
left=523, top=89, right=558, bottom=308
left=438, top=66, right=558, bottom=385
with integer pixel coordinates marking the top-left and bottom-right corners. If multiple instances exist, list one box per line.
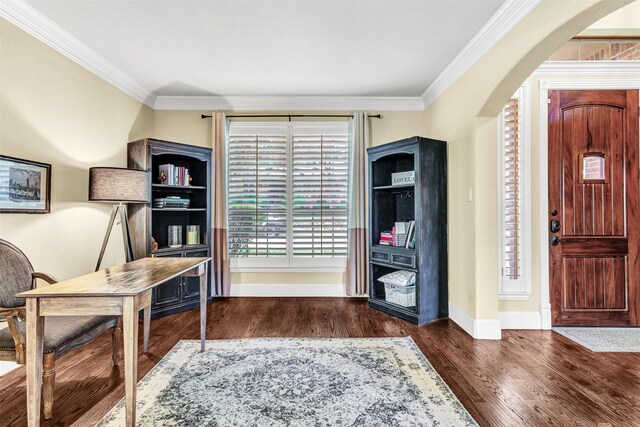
left=183, top=250, right=209, bottom=302
left=152, top=253, right=183, bottom=308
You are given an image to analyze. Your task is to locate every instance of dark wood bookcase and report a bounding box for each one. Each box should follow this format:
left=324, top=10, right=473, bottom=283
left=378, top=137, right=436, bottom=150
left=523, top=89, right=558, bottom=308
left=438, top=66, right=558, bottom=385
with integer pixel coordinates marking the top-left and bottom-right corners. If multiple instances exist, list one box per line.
left=127, top=138, right=212, bottom=319
left=367, top=136, right=448, bottom=324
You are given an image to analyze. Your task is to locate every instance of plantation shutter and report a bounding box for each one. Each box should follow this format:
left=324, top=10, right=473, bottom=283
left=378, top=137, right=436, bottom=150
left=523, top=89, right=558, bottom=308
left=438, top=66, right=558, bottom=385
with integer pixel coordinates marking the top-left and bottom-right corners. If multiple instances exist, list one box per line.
left=503, top=97, right=521, bottom=280
left=227, top=130, right=288, bottom=257
left=292, top=130, right=349, bottom=257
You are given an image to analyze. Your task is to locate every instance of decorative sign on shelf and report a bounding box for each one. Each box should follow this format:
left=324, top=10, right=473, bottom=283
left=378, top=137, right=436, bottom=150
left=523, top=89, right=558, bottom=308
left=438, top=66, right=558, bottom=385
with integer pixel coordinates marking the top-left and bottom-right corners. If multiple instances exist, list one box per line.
left=391, top=170, right=415, bottom=186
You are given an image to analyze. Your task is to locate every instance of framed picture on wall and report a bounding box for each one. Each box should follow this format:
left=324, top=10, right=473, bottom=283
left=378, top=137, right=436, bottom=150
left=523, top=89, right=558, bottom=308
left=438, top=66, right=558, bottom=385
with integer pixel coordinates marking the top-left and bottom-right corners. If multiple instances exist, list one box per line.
left=0, top=155, right=51, bottom=213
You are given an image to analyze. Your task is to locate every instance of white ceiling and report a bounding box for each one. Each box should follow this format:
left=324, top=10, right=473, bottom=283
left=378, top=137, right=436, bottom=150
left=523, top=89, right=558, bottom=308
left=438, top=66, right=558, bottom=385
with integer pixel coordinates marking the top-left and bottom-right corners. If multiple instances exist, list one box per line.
left=24, top=0, right=505, bottom=99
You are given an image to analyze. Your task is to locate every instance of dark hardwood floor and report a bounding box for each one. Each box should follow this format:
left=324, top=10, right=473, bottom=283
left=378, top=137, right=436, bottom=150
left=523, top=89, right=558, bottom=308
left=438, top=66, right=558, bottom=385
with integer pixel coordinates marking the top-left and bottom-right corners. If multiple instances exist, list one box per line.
left=1, top=298, right=639, bottom=426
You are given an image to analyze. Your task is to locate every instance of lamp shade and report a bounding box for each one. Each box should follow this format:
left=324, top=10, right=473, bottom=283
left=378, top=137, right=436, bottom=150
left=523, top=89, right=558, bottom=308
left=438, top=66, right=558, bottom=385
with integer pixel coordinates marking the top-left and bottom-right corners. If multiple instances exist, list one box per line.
left=89, top=167, right=150, bottom=203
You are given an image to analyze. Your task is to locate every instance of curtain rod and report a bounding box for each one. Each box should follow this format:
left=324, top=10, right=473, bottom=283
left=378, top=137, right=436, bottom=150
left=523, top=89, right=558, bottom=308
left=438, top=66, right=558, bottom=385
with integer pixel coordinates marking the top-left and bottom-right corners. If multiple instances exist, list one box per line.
left=200, top=114, right=382, bottom=120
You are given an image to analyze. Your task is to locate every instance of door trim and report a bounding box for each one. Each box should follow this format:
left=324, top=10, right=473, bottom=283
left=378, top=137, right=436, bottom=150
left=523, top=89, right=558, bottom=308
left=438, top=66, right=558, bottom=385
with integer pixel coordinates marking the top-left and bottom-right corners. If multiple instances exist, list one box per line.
left=538, top=79, right=640, bottom=330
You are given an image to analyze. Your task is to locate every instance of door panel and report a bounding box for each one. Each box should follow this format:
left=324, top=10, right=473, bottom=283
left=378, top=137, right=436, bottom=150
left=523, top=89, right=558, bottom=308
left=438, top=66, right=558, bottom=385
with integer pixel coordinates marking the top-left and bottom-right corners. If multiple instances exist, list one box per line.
left=562, top=257, right=626, bottom=310
left=153, top=252, right=183, bottom=308
left=549, top=89, right=639, bottom=326
left=183, top=250, right=209, bottom=302
left=561, top=106, right=625, bottom=237
left=154, top=279, right=181, bottom=307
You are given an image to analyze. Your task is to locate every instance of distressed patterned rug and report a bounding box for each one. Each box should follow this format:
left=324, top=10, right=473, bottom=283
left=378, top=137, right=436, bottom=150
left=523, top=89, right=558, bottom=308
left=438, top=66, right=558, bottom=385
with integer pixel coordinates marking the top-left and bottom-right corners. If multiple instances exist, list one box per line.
left=553, top=327, right=640, bottom=352
left=98, top=337, right=477, bottom=426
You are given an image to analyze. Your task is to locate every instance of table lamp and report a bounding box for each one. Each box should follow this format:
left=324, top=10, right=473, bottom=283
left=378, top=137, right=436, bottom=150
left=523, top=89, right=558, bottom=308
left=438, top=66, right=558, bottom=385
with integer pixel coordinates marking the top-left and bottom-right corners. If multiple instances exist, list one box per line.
left=89, top=167, right=150, bottom=271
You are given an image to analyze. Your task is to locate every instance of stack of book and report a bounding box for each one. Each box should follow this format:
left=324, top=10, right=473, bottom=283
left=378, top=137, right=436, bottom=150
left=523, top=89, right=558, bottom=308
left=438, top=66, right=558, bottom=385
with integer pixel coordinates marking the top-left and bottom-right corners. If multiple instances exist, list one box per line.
left=380, top=220, right=417, bottom=248
left=153, top=196, right=190, bottom=209
left=158, top=164, right=190, bottom=186
left=379, top=231, right=393, bottom=246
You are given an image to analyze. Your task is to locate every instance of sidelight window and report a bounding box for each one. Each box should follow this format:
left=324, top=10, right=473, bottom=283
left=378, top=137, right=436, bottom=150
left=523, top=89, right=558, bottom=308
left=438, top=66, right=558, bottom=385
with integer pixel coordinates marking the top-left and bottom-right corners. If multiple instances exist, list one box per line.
left=499, top=84, right=532, bottom=300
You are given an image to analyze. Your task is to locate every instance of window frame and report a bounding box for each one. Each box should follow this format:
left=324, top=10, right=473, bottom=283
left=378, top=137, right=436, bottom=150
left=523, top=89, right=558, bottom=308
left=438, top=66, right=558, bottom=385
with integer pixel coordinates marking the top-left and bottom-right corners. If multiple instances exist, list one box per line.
left=227, top=121, right=349, bottom=273
left=498, top=83, right=532, bottom=300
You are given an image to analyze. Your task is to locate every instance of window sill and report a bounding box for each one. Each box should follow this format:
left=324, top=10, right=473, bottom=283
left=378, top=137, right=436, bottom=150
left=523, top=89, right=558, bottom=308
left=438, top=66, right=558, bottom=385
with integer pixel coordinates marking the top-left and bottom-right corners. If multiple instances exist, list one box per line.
left=230, top=267, right=347, bottom=273
left=497, top=292, right=532, bottom=301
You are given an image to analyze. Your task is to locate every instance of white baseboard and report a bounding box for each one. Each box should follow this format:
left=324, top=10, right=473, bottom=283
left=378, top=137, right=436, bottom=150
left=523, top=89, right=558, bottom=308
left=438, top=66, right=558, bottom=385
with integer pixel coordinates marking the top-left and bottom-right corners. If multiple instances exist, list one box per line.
left=448, top=302, right=502, bottom=340
left=448, top=302, right=475, bottom=336
left=540, top=304, right=552, bottom=330
left=230, top=283, right=345, bottom=297
left=499, top=311, right=542, bottom=329
left=473, top=319, right=502, bottom=340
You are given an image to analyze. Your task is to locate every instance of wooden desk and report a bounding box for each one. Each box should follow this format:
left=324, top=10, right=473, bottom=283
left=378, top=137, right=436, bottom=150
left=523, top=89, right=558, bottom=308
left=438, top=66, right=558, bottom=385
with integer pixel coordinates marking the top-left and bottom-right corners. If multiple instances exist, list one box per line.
left=17, top=257, right=211, bottom=427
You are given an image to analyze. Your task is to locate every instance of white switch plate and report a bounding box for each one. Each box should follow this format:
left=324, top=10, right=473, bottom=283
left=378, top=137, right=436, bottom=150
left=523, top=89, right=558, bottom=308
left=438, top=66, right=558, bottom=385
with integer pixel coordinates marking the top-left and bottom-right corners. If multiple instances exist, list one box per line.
left=467, top=188, right=473, bottom=202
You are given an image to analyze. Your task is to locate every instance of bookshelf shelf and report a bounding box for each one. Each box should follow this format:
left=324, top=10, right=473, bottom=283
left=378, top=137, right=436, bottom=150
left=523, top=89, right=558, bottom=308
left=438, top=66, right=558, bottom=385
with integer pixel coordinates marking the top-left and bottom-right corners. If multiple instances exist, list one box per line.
left=152, top=184, right=207, bottom=190
left=370, top=244, right=415, bottom=253
left=367, top=136, right=448, bottom=325
left=152, top=243, right=209, bottom=254
left=368, top=297, right=418, bottom=322
left=152, top=208, right=207, bottom=212
left=372, top=184, right=415, bottom=191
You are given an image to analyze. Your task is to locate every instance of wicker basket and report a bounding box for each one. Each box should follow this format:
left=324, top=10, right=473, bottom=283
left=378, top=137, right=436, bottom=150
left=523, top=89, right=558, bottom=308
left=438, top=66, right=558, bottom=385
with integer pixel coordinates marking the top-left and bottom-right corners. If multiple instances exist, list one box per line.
left=384, top=283, right=416, bottom=307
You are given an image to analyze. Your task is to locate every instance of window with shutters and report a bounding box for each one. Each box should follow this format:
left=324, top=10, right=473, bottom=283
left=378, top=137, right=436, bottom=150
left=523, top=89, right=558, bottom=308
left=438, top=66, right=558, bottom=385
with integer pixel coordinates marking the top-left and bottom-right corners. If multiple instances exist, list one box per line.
left=499, top=84, right=532, bottom=300
left=503, top=97, right=521, bottom=280
left=227, top=122, right=349, bottom=271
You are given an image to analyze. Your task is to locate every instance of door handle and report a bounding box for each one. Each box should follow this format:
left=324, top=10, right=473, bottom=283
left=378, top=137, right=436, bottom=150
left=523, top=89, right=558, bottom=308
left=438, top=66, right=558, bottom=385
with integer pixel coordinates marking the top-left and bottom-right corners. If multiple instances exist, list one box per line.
left=550, top=235, right=560, bottom=246
left=550, top=219, right=561, bottom=233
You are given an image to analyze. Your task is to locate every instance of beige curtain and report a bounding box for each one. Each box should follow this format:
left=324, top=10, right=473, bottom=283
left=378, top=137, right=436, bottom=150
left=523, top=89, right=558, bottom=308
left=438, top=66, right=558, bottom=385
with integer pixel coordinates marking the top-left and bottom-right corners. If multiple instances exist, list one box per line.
left=211, top=112, right=230, bottom=296
left=346, top=112, right=369, bottom=296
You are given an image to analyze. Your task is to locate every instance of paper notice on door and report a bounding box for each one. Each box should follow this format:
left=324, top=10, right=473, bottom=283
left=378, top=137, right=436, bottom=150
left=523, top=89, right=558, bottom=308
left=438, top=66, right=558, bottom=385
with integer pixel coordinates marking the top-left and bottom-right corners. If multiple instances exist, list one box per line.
left=583, top=155, right=605, bottom=181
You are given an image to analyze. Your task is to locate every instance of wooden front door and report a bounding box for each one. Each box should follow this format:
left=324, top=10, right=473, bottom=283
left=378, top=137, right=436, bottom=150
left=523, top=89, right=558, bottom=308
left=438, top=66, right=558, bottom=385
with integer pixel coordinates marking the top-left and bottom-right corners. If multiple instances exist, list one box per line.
left=549, top=89, right=639, bottom=326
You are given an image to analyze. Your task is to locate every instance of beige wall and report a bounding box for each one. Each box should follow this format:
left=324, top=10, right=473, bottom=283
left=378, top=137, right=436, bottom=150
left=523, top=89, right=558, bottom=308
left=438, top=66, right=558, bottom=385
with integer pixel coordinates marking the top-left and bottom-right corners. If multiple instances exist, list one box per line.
left=0, top=15, right=423, bottom=292
left=585, top=0, right=640, bottom=30
left=231, top=272, right=347, bottom=285
left=422, top=0, right=630, bottom=321
left=152, top=1, right=633, bottom=306
left=2, top=0, right=632, bottom=316
left=369, top=112, right=427, bottom=147
left=500, top=2, right=639, bottom=313
left=153, top=110, right=212, bottom=148
left=153, top=109, right=426, bottom=290
left=153, top=110, right=426, bottom=149
left=0, top=19, right=154, bottom=280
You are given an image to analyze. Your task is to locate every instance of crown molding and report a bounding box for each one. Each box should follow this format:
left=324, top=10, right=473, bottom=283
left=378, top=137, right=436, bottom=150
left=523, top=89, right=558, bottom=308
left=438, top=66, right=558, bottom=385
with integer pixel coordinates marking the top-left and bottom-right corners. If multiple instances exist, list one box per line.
left=153, top=95, right=425, bottom=111
left=1, top=0, right=543, bottom=113
left=539, top=77, right=640, bottom=90
left=533, top=61, right=640, bottom=77
left=0, top=0, right=426, bottom=112
left=421, top=0, right=540, bottom=109
left=0, top=0, right=155, bottom=107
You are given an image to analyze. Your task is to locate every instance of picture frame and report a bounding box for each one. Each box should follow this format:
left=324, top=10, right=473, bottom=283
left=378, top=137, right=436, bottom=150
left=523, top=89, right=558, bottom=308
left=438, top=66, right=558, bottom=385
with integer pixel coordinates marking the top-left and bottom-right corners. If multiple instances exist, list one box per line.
left=0, top=155, right=51, bottom=214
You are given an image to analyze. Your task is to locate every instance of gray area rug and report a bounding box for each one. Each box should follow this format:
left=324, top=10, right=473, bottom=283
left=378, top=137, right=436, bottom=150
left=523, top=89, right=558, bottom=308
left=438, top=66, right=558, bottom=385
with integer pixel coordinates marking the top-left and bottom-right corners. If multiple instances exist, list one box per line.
left=99, top=337, right=477, bottom=426
left=553, top=327, right=640, bottom=352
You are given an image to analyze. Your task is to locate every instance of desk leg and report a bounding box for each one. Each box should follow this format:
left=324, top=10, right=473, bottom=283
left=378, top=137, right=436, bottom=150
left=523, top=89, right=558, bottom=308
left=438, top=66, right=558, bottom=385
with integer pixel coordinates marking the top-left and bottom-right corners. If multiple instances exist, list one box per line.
left=26, top=298, right=44, bottom=427
left=199, top=263, right=208, bottom=352
left=143, top=305, right=151, bottom=354
left=123, top=296, right=139, bottom=427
